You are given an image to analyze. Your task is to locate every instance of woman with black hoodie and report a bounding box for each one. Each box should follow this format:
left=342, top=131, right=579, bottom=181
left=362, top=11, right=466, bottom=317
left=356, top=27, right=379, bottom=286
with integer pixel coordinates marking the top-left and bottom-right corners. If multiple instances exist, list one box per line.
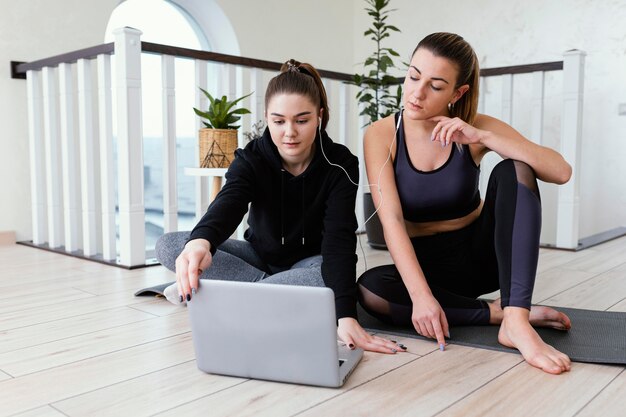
left=156, top=59, right=403, bottom=354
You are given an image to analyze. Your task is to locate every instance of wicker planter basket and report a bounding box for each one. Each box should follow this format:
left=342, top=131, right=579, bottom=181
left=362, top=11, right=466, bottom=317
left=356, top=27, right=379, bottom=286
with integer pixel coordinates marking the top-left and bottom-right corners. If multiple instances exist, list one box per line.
left=198, top=128, right=238, bottom=168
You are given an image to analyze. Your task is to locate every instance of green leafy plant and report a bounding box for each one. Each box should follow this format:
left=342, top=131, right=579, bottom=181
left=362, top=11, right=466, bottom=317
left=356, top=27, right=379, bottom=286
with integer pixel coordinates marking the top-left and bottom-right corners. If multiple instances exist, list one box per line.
left=193, top=88, right=253, bottom=129
left=348, top=0, right=404, bottom=125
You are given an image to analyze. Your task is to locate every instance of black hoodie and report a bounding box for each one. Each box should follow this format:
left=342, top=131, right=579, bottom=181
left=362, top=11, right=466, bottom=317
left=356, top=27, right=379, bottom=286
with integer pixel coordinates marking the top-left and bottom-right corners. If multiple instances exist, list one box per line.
left=188, top=128, right=359, bottom=319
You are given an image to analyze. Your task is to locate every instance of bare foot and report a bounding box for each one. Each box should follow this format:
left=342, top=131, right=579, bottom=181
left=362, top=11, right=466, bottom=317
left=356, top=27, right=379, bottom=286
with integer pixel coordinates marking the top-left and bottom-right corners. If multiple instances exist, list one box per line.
left=529, top=305, right=571, bottom=330
left=488, top=299, right=571, bottom=330
left=498, top=307, right=571, bottom=374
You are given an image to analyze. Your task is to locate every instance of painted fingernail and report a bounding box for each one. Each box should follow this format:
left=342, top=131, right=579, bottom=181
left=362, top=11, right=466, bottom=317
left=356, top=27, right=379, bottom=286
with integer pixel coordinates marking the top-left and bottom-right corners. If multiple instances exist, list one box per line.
left=192, top=288, right=197, bottom=295
left=179, top=295, right=183, bottom=303
left=446, top=331, right=451, bottom=338
left=439, top=344, right=445, bottom=351
left=391, top=349, right=397, bottom=353
left=391, top=339, right=397, bottom=343
left=186, top=294, right=191, bottom=302
left=399, top=344, right=407, bottom=350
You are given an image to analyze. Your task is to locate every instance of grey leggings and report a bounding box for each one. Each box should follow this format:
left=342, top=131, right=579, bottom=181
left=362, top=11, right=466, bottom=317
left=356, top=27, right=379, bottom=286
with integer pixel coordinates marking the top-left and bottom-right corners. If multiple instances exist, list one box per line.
left=155, top=232, right=325, bottom=287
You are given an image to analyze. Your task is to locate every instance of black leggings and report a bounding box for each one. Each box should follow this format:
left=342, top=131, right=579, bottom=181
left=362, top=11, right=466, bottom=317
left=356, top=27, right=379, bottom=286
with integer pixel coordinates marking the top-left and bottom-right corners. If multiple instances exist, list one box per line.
left=358, top=159, right=541, bottom=326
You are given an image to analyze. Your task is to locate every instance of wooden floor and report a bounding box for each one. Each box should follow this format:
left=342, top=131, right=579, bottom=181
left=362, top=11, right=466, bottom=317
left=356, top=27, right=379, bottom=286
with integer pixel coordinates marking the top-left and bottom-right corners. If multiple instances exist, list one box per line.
left=1, top=236, right=626, bottom=417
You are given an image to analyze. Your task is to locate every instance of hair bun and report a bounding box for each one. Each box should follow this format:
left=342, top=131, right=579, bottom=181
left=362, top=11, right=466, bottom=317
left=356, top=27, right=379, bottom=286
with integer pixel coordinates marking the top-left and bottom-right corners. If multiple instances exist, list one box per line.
left=285, top=59, right=301, bottom=73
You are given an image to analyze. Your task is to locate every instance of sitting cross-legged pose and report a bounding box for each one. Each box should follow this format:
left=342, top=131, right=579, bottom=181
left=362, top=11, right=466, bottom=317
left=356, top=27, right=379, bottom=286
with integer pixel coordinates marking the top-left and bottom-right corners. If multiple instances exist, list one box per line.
left=358, top=32, right=573, bottom=374
left=156, top=59, right=402, bottom=354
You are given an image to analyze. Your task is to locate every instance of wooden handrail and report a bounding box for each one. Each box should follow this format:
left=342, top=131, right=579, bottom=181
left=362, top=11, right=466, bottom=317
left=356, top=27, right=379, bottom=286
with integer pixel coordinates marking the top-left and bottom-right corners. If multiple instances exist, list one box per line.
left=141, top=42, right=354, bottom=82
left=11, top=40, right=563, bottom=82
left=392, top=61, right=564, bottom=83
left=16, top=43, right=115, bottom=74
left=12, top=41, right=353, bottom=82
left=480, top=61, right=563, bottom=77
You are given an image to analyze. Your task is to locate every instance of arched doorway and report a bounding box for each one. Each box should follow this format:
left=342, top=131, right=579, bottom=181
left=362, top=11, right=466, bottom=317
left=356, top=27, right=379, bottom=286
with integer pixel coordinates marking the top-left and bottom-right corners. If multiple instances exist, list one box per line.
left=104, top=0, right=239, bottom=250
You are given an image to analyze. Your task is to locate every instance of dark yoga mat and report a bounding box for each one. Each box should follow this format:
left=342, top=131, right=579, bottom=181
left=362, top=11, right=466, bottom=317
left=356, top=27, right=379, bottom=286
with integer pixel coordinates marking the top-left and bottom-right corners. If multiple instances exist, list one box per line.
left=135, top=282, right=626, bottom=365
left=358, top=304, right=626, bottom=365
left=134, top=282, right=173, bottom=297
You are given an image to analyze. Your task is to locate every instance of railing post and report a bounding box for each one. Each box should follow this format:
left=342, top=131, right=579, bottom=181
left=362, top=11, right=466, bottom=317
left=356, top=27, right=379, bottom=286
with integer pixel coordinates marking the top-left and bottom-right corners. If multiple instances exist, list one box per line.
left=58, top=63, right=81, bottom=253
left=194, top=59, right=209, bottom=221
left=42, top=66, right=63, bottom=248
left=501, top=74, right=513, bottom=124
left=235, top=65, right=246, bottom=150
left=338, top=83, right=349, bottom=146
left=114, top=27, right=146, bottom=267
left=530, top=71, right=545, bottom=145
left=162, top=54, right=178, bottom=233
left=556, top=50, right=586, bottom=249
left=98, top=54, right=117, bottom=260
left=234, top=65, right=247, bottom=241
left=357, top=108, right=368, bottom=233
left=323, top=79, right=333, bottom=134
left=249, top=68, right=264, bottom=123
left=478, top=76, right=486, bottom=114
left=26, top=70, right=47, bottom=245
left=77, top=58, right=100, bottom=257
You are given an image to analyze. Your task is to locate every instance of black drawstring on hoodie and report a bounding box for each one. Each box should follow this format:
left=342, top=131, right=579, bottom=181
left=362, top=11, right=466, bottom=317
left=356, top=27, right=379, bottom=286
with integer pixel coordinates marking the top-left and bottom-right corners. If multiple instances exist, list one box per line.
left=301, top=175, right=306, bottom=245
left=280, top=168, right=306, bottom=246
left=281, top=169, right=286, bottom=245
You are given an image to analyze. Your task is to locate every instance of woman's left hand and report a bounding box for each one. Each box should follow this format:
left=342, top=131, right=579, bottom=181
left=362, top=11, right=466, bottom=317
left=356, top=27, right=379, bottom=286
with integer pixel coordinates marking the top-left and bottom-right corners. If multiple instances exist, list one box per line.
left=429, top=116, right=484, bottom=147
left=337, top=317, right=406, bottom=354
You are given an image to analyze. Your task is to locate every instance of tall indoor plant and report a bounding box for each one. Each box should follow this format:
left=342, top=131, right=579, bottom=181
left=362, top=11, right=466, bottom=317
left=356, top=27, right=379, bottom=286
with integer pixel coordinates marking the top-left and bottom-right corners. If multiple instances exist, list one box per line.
left=349, top=0, right=404, bottom=249
left=193, top=88, right=252, bottom=168
left=349, top=0, right=403, bottom=126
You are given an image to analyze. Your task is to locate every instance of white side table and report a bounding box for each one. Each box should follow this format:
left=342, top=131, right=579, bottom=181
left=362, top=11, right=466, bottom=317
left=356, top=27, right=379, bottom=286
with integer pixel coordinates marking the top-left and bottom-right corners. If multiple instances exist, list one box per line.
left=184, top=167, right=227, bottom=205
left=184, top=167, right=227, bottom=220
left=184, top=167, right=245, bottom=240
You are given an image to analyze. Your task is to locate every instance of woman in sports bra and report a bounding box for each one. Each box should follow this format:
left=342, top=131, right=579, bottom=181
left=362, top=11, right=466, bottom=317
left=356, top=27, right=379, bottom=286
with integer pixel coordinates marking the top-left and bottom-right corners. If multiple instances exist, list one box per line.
left=358, top=32, right=573, bottom=374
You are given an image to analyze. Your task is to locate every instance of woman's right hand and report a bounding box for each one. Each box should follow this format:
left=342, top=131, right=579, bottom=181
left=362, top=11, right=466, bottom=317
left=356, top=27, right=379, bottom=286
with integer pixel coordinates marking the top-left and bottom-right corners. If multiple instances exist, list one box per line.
left=338, top=317, right=405, bottom=354
left=411, top=293, right=449, bottom=350
left=174, top=238, right=213, bottom=302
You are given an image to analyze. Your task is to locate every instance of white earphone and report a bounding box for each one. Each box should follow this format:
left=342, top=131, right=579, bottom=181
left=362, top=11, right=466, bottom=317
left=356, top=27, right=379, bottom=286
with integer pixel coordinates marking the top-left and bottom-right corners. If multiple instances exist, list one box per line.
left=316, top=109, right=403, bottom=270
left=317, top=108, right=403, bottom=226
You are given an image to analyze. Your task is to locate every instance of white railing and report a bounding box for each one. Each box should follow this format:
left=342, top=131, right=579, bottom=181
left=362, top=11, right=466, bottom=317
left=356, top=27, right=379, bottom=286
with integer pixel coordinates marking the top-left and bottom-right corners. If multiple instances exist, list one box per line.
left=18, top=27, right=360, bottom=267
left=17, top=29, right=587, bottom=267
left=476, top=52, right=586, bottom=249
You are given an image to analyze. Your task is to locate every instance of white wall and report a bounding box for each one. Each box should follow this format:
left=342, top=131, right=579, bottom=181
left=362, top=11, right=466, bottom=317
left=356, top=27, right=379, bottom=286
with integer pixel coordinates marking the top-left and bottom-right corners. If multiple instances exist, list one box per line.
left=0, top=0, right=119, bottom=240
left=351, top=0, right=626, bottom=239
left=215, top=0, right=355, bottom=73
left=2, top=0, right=625, bottom=242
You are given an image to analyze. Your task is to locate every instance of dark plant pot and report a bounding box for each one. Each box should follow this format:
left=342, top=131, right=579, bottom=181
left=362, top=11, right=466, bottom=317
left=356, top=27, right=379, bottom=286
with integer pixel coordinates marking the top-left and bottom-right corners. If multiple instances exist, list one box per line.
left=363, top=192, right=387, bottom=250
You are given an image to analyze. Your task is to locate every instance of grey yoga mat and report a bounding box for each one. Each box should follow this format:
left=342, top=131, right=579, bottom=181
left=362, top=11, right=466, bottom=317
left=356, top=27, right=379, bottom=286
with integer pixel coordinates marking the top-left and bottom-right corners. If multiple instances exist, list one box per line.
left=357, top=304, right=626, bottom=365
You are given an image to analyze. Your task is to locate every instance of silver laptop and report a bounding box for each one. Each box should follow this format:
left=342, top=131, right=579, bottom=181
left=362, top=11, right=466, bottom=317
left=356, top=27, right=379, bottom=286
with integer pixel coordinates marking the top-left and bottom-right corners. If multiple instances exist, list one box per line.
left=187, top=279, right=363, bottom=387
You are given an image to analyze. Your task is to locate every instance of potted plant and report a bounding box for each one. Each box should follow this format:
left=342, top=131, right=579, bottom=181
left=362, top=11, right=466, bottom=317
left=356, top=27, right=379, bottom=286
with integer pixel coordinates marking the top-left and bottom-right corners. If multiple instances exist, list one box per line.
left=193, top=88, right=252, bottom=168
left=348, top=0, right=404, bottom=249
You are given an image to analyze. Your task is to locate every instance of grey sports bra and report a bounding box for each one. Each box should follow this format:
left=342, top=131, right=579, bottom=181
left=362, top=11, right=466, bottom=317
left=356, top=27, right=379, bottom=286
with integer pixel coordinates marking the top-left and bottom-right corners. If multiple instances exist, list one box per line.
left=393, top=112, right=481, bottom=222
